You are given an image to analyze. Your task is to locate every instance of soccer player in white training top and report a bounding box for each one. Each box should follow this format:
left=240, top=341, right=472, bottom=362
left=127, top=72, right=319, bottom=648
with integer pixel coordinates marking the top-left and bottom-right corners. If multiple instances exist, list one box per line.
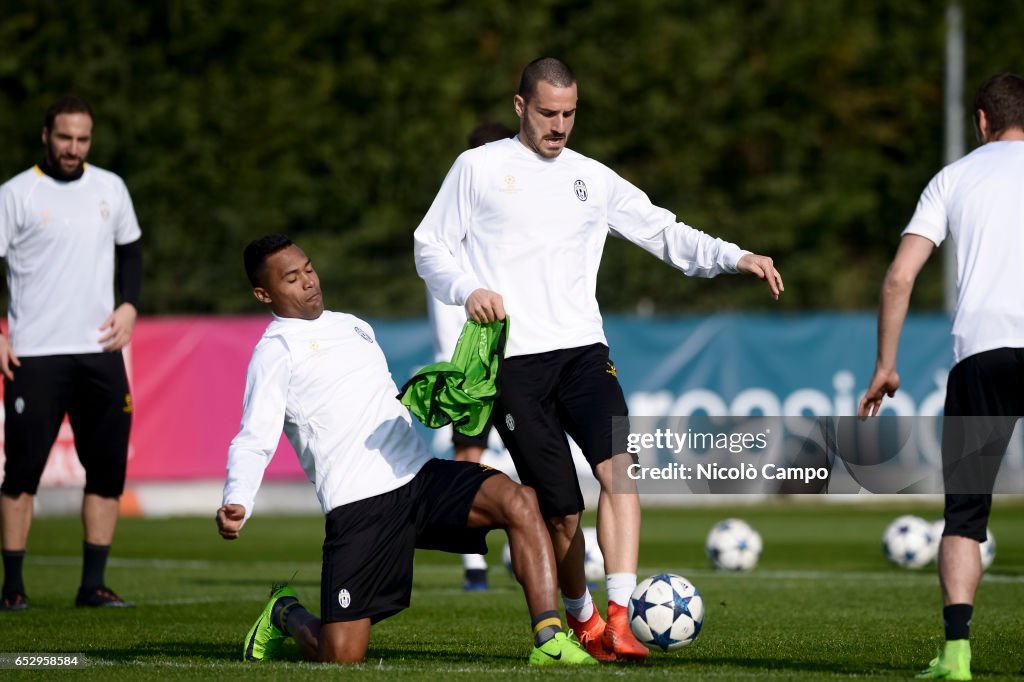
left=1, top=95, right=142, bottom=611
left=415, top=57, right=784, bottom=661
left=218, top=234, right=596, bottom=667
left=859, top=72, right=1024, bottom=681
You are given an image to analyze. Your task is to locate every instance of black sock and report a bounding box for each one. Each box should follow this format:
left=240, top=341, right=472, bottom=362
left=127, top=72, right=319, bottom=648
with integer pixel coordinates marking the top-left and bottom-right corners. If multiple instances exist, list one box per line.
left=531, top=609, right=562, bottom=647
left=273, top=598, right=317, bottom=637
left=2, top=550, right=26, bottom=594
left=81, top=543, right=111, bottom=591
left=943, top=603, right=973, bottom=641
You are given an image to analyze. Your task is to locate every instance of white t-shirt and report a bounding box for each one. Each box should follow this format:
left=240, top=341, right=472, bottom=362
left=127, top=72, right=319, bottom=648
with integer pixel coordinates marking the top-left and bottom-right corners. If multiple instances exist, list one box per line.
left=222, top=311, right=432, bottom=521
left=903, top=140, right=1024, bottom=364
left=414, top=137, right=748, bottom=357
left=0, top=164, right=142, bottom=356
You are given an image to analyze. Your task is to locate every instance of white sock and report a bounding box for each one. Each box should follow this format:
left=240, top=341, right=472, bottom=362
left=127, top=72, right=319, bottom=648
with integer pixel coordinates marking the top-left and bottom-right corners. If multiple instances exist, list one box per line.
left=606, top=572, right=636, bottom=607
left=462, top=553, right=487, bottom=570
left=562, top=588, right=595, bottom=622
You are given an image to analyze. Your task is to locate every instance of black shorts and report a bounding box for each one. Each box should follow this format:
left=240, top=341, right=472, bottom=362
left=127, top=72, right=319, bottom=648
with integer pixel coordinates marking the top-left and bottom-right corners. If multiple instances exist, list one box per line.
left=320, top=458, right=500, bottom=624
left=2, top=353, right=131, bottom=497
left=493, top=343, right=629, bottom=519
left=942, top=347, right=1024, bottom=541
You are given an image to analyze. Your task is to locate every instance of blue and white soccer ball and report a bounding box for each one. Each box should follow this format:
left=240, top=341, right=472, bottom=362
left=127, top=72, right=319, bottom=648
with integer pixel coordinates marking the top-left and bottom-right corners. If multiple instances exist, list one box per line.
left=628, top=573, right=704, bottom=651
left=883, top=515, right=938, bottom=569
left=705, top=518, right=763, bottom=571
left=930, top=519, right=996, bottom=571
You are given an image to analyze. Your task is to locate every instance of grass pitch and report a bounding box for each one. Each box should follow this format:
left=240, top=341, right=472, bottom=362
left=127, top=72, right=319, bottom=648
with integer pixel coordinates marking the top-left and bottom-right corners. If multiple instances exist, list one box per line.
left=3, top=501, right=1023, bottom=680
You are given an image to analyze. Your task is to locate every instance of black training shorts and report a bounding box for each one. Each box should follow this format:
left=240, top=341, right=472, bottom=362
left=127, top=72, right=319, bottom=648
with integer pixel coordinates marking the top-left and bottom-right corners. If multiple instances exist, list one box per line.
left=320, top=458, right=500, bottom=624
left=493, top=343, right=629, bottom=519
left=942, top=347, right=1024, bottom=541
left=2, top=352, right=131, bottom=497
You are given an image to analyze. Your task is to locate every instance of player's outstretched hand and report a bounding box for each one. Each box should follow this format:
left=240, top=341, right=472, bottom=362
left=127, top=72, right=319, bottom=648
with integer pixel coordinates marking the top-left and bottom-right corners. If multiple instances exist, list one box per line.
left=217, top=504, right=246, bottom=540
left=737, top=254, right=784, bottom=300
left=465, top=288, right=506, bottom=323
left=99, top=302, right=138, bottom=351
left=857, top=368, right=900, bottom=419
left=0, top=334, right=21, bottom=381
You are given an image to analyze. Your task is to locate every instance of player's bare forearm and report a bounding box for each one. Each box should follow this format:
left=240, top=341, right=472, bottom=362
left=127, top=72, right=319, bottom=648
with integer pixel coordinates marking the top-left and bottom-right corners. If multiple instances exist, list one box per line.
left=858, top=235, right=934, bottom=419
left=736, top=253, right=784, bottom=300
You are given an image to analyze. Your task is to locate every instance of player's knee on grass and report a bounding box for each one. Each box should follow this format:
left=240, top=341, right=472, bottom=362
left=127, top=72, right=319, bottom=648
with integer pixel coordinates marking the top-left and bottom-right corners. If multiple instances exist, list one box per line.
left=318, top=620, right=371, bottom=664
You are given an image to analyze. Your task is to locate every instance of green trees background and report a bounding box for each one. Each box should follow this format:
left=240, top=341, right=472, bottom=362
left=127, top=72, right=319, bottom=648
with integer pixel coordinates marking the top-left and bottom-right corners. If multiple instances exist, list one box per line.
left=2, top=1, right=1022, bottom=317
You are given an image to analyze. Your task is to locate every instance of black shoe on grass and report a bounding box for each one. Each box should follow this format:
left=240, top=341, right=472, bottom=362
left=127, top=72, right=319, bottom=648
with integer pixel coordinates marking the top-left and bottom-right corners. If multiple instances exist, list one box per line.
left=76, top=585, right=134, bottom=608
left=1, top=590, right=28, bottom=611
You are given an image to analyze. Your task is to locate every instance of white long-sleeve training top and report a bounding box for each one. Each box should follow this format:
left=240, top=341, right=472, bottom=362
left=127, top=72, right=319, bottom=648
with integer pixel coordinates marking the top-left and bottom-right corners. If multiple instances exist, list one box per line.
left=222, top=311, right=432, bottom=521
left=414, top=136, right=748, bottom=358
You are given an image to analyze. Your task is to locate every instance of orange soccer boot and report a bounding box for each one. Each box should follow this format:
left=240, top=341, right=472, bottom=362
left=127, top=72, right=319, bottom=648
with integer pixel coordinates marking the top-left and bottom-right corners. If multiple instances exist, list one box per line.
left=602, top=601, right=650, bottom=661
left=566, top=609, right=616, bottom=661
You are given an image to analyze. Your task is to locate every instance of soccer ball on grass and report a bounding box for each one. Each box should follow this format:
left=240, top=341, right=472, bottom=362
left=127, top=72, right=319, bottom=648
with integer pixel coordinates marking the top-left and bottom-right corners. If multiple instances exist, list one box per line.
left=705, top=518, right=763, bottom=571
left=883, top=515, right=938, bottom=569
left=627, top=573, right=704, bottom=651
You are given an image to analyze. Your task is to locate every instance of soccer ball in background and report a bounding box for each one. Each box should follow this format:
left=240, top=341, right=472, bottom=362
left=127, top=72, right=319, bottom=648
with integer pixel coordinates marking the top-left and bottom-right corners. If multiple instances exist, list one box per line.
left=502, top=539, right=512, bottom=576
left=582, top=526, right=605, bottom=584
left=980, top=528, right=997, bottom=571
left=705, top=518, right=763, bottom=571
left=502, top=526, right=605, bottom=583
left=628, top=573, right=704, bottom=651
left=930, top=519, right=996, bottom=571
left=883, top=515, right=938, bottom=569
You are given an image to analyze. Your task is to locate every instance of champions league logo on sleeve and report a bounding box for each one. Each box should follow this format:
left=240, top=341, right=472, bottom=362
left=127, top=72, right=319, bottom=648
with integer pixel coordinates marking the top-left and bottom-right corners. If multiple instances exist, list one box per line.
left=573, top=179, right=588, bottom=201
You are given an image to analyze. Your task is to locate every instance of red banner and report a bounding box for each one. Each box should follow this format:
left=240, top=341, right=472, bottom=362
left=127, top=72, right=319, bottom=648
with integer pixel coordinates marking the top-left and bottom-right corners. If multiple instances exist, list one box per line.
left=0, top=317, right=306, bottom=487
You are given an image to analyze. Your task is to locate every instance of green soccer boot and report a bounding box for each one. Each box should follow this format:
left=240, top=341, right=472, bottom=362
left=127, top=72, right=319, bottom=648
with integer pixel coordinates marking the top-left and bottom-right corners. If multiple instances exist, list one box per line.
left=916, top=640, right=971, bottom=680
left=243, top=584, right=298, bottom=662
left=529, top=631, right=600, bottom=666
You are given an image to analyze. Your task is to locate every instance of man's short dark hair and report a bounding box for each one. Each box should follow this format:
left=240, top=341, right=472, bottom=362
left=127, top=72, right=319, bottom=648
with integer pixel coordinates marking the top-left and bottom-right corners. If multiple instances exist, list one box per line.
left=467, top=122, right=516, bottom=149
left=973, top=72, right=1024, bottom=139
left=44, top=95, right=92, bottom=130
left=244, top=234, right=293, bottom=287
left=518, top=57, right=576, bottom=101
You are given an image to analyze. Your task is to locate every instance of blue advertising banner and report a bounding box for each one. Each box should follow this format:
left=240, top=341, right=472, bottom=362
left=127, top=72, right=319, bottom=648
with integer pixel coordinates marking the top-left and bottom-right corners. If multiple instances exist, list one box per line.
left=372, top=313, right=1022, bottom=492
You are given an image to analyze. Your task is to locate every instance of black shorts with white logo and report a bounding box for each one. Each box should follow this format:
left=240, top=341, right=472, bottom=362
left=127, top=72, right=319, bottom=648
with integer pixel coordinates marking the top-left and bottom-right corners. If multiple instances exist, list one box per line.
left=2, top=352, right=132, bottom=497
left=320, top=458, right=500, bottom=624
left=942, top=347, right=1024, bottom=541
left=493, top=343, right=629, bottom=519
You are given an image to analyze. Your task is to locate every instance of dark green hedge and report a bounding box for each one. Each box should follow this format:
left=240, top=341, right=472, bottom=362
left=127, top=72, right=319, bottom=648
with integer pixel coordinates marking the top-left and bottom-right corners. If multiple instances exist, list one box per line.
left=2, top=1, right=1022, bottom=316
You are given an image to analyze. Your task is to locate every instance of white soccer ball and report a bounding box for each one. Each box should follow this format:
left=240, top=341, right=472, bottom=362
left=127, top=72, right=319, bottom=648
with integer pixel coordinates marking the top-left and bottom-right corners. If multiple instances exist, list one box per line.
left=930, top=519, right=996, bottom=571
left=980, top=528, right=997, bottom=571
left=502, top=539, right=512, bottom=575
left=628, top=573, right=704, bottom=651
left=883, top=515, right=938, bottom=569
left=582, top=526, right=605, bottom=584
left=705, top=518, right=763, bottom=571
